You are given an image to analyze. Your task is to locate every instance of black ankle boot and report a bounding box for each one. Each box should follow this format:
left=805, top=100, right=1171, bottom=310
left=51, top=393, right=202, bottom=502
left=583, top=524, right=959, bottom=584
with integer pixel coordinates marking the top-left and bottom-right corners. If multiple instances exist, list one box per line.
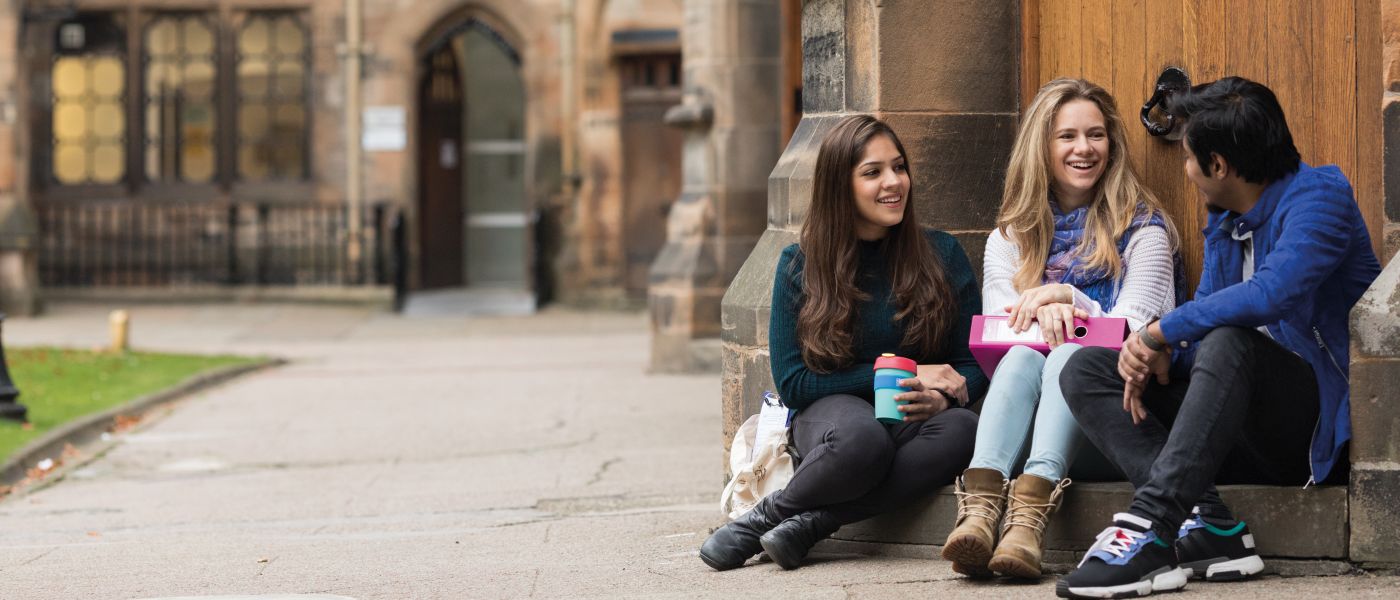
left=699, top=495, right=786, bottom=570
left=759, top=509, right=842, bottom=570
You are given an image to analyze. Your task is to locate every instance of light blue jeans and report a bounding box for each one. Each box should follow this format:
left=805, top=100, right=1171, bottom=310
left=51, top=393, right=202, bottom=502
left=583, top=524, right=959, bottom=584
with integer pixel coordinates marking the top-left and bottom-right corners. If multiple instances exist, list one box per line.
left=969, top=343, right=1118, bottom=482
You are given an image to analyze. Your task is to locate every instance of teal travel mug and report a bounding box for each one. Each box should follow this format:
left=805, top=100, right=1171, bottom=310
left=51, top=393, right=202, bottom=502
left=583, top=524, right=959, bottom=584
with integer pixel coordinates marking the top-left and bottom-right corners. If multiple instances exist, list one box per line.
left=874, top=353, right=917, bottom=424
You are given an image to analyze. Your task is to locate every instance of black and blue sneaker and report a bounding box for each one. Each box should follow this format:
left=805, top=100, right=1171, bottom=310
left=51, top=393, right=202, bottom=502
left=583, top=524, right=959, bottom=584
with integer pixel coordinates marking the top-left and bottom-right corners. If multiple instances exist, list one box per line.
left=1056, top=512, right=1188, bottom=599
left=1175, top=508, right=1265, bottom=581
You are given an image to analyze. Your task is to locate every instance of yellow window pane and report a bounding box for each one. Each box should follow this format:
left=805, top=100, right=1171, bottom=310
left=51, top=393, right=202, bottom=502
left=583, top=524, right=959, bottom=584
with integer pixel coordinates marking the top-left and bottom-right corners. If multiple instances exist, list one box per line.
left=274, top=103, right=304, bottom=131
left=146, top=103, right=162, bottom=138
left=239, top=144, right=268, bottom=180
left=272, top=141, right=303, bottom=177
left=53, top=143, right=87, bottom=183
left=92, top=57, right=124, bottom=97
left=53, top=102, right=87, bottom=141
left=239, top=19, right=269, bottom=55
left=183, top=142, right=215, bottom=182
left=184, top=61, right=216, bottom=98
left=239, top=104, right=268, bottom=139
left=146, top=60, right=174, bottom=95
left=92, top=143, right=124, bottom=183
left=182, top=103, right=215, bottom=142
left=239, top=60, right=269, bottom=98
left=145, top=143, right=160, bottom=179
left=148, top=20, right=177, bottom=57
left=274, top=18, right=305, bottom=54
left=92, top=103, right=124, bottom=138
left=183, top=19, right=214, bottom=55
left=52, top=58, right=87, bottom=99
left=275, top=62, right=304, bottom=97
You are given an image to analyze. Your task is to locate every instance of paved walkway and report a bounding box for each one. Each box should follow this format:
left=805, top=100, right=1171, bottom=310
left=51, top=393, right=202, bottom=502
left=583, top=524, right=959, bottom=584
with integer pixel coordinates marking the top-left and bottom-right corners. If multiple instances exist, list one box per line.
left=0, top=303, right=1396, bottom=599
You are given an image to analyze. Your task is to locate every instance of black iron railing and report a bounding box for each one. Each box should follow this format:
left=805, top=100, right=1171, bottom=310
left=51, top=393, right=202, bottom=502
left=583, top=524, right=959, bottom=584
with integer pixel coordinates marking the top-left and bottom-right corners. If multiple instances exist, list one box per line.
left=36, top=202, right=394, bottom=287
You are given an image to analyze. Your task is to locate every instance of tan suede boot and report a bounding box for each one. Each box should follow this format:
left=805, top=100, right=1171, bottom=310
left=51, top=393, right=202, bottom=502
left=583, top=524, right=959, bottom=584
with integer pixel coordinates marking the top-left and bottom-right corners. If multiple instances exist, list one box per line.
left=941, top=468, right=1009, bottom=578
left=988, top=474, right=1071, bottom=579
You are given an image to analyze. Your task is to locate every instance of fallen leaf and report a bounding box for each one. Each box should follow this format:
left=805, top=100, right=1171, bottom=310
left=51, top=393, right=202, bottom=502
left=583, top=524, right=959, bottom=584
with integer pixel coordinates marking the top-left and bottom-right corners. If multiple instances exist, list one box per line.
left=21, top=422, right=33, bottom=431
left=62, top=443, right=82, bottom=460
left=87, top=531, right=101, bottom=538
left=111, top=414, right=142, bottom=434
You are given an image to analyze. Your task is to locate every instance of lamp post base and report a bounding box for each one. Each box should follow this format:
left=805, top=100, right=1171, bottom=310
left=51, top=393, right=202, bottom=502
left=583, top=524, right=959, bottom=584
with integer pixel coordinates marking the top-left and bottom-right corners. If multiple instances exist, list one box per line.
left=0, top=399, right=26, bottom=422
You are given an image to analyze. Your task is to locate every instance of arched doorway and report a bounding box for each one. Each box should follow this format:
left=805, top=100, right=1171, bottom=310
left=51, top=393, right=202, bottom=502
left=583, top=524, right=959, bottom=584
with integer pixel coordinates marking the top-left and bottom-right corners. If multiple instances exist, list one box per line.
left=414, top=18, right=530, bottom=312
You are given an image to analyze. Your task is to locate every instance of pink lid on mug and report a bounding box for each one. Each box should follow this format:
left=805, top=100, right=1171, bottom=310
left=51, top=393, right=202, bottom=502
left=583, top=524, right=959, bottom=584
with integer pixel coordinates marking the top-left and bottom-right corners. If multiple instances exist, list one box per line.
left=873, top=353, right=916, bottom=373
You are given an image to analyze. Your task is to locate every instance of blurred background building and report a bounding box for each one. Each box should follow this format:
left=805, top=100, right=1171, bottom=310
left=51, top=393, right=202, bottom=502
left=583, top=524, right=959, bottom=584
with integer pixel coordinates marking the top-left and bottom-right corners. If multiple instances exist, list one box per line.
left=0, top=0, right=802, bottom=345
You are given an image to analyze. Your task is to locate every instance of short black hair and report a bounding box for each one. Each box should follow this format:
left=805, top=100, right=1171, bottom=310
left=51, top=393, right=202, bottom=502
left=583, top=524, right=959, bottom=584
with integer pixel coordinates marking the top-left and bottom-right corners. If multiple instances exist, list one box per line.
left=1167, top=76, right=1301, bottom=184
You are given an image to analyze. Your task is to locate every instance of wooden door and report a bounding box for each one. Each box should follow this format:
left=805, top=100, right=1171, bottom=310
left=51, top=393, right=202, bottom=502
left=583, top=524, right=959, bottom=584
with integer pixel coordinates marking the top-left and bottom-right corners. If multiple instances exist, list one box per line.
left=418, top=45, right=465, bottom=289
left=1024, top=0, right=1384, bottom=287
left=619, top=53, right=684, bottom=298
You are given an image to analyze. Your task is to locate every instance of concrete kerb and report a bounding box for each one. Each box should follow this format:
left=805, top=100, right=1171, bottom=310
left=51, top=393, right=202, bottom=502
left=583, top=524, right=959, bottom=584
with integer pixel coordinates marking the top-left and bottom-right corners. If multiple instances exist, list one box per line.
left=0, top=357, right=286, bottom=489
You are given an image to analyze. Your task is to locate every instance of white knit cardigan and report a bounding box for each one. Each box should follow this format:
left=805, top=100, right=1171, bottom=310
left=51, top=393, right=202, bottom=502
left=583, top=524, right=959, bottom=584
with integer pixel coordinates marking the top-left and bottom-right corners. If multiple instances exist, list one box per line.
left=982, top=226, right=1177, bottom=332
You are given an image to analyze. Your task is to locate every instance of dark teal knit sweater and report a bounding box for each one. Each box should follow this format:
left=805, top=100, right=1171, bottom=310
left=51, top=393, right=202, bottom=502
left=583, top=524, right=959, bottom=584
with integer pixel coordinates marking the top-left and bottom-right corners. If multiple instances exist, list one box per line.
left=768, top=228, right=988, bottom=412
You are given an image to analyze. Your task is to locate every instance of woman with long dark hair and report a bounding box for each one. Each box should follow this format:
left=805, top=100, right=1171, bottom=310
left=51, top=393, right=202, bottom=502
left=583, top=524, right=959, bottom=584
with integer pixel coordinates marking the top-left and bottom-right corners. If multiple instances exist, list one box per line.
left=700, top=114, right=988, bottom=571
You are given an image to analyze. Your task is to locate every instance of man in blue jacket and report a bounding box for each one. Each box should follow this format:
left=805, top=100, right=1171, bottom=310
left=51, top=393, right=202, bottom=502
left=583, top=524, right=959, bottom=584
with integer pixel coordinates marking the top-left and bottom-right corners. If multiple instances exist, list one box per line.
left=1054, top=77, right=1382, bottom=599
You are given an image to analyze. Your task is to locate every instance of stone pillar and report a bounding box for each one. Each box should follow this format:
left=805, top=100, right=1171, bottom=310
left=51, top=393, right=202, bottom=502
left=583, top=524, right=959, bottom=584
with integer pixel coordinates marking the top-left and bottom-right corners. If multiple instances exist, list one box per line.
left=719, top=0, right=1020, bottom=455
left=1349, top=254, right=1400, bottom=567
left=0, top=1, right=38, bottom=316
left=648, top=0, right=782, bottom=373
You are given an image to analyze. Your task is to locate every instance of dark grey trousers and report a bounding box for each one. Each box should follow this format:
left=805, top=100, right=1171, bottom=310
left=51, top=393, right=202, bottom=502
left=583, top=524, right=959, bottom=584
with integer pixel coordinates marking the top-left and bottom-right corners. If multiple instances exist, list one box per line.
left=1059, top=326, right=1319, bottom=540
left=773, top=394, right=977, bottom=525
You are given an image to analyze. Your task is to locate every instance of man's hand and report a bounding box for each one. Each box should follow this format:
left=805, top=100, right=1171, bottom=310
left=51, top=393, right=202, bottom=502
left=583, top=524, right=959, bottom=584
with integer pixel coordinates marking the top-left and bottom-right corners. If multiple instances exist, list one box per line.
left=1118, top=322, right=1171, bottom=425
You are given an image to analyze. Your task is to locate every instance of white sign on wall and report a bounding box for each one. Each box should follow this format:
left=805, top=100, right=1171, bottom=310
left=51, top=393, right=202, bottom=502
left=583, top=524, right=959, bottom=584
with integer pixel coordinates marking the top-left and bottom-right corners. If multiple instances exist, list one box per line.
left=362, top=106, right=407, bottom=151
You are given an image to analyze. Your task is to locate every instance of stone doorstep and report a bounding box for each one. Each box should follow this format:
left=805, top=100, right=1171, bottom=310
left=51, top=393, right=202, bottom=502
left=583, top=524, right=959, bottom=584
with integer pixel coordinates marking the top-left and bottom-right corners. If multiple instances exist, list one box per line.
left=832, top=482, right=1348, bottom=559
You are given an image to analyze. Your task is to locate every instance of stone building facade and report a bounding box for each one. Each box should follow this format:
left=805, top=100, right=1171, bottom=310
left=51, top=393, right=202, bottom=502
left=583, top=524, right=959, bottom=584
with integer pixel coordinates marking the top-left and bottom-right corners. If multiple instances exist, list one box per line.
left=0, top=0, right=691, bottom=315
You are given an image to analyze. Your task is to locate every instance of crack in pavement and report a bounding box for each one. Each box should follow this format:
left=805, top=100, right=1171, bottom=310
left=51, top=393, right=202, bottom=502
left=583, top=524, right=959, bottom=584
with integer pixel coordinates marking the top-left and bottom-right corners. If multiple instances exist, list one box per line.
left=18, top=546, right=57, bottom=567
left=586, top=457, right=620, bottom=486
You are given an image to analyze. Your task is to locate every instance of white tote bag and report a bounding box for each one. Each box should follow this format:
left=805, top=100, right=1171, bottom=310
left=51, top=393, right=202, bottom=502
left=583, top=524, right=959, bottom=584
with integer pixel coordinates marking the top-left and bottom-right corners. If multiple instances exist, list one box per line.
left=719, top=392, right=795, bottom=520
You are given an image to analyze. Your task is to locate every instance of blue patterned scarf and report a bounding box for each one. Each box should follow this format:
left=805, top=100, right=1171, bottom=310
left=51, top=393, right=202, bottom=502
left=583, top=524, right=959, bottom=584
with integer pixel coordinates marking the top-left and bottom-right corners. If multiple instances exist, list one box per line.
left=1042, top=198, right=1186, bottom=311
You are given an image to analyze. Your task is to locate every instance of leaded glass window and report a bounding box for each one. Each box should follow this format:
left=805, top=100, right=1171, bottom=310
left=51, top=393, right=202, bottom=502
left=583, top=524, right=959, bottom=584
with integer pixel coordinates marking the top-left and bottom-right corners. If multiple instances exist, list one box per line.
left=144, top=14, right=218, bottom=183
left=51, top=16, right=126, bottom=185
left=237, top=13, right=309, bottom=181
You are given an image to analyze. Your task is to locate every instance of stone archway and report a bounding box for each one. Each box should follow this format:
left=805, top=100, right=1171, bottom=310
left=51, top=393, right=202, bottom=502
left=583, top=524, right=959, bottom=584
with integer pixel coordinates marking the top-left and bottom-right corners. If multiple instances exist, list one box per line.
left=380, top=2, right=542, bottom=313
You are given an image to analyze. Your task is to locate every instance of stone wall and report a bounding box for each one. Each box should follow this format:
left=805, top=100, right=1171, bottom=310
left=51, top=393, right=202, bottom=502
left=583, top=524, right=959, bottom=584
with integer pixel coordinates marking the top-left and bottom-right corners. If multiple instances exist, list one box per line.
left=558, top=0, right=684, bottom=306
left=648, top=0, right=782, bottom=373
left=1353, top=0, right=1400, bottom=567
left=0, top=0, right=36, bottom=315
left=719, top=0, right=1020, bottom=464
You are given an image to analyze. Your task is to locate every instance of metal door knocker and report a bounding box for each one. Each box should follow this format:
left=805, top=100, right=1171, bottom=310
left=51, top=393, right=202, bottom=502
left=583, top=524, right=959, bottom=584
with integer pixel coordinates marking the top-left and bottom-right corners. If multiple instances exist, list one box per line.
left=1140, top=67, right=1191, bottom=140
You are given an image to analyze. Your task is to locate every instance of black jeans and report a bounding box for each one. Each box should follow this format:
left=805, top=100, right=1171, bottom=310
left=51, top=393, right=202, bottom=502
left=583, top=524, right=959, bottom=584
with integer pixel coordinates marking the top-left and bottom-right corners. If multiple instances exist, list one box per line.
left=773, top=394, right=977, bottom=525
left=1060, top=326, right=1319, bottom=540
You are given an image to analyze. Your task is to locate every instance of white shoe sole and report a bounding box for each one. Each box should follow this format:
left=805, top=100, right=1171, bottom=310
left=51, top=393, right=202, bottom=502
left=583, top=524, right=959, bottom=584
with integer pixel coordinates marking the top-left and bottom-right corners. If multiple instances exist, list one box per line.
left=1182, top=555, right=1265, bottom=581
left=1059, top=567, right=1188, bottom=598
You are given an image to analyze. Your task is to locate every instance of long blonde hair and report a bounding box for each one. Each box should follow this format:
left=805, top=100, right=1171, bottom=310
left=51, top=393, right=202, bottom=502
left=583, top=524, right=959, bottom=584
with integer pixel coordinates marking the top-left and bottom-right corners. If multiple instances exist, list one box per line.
left=997, top=78, right=1174, bottom=292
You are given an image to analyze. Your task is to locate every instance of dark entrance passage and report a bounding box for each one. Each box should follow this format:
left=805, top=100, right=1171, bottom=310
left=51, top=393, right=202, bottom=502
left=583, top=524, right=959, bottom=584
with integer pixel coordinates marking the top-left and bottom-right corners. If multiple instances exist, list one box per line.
left=414, top=21, right=528, bottom=306
left=417, top=44, right=465, bottom=290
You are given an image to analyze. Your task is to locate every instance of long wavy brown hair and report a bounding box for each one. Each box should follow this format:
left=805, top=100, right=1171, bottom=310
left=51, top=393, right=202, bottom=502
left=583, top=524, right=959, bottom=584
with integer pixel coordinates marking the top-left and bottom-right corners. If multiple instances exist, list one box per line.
left=796, top=115, right=956, bottom=373
left=998, top=78, right=1175, bottom=291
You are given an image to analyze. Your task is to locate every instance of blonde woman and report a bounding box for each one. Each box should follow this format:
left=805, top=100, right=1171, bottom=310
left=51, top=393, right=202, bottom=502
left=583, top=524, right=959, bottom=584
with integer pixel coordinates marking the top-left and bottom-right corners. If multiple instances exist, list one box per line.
left=941, top=79, right=1182, bottom=579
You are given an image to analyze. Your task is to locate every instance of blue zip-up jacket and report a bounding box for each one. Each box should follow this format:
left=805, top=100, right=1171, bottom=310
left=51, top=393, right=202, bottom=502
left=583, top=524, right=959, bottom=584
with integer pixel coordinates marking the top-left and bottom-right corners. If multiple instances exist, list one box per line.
left=1158, top=163, right=1381, bottom=484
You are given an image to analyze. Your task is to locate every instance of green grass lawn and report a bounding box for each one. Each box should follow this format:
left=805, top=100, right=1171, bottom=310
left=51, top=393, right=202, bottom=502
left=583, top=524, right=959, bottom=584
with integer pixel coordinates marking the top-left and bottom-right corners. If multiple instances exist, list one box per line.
left=1, top=347, right=259, bottom=462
